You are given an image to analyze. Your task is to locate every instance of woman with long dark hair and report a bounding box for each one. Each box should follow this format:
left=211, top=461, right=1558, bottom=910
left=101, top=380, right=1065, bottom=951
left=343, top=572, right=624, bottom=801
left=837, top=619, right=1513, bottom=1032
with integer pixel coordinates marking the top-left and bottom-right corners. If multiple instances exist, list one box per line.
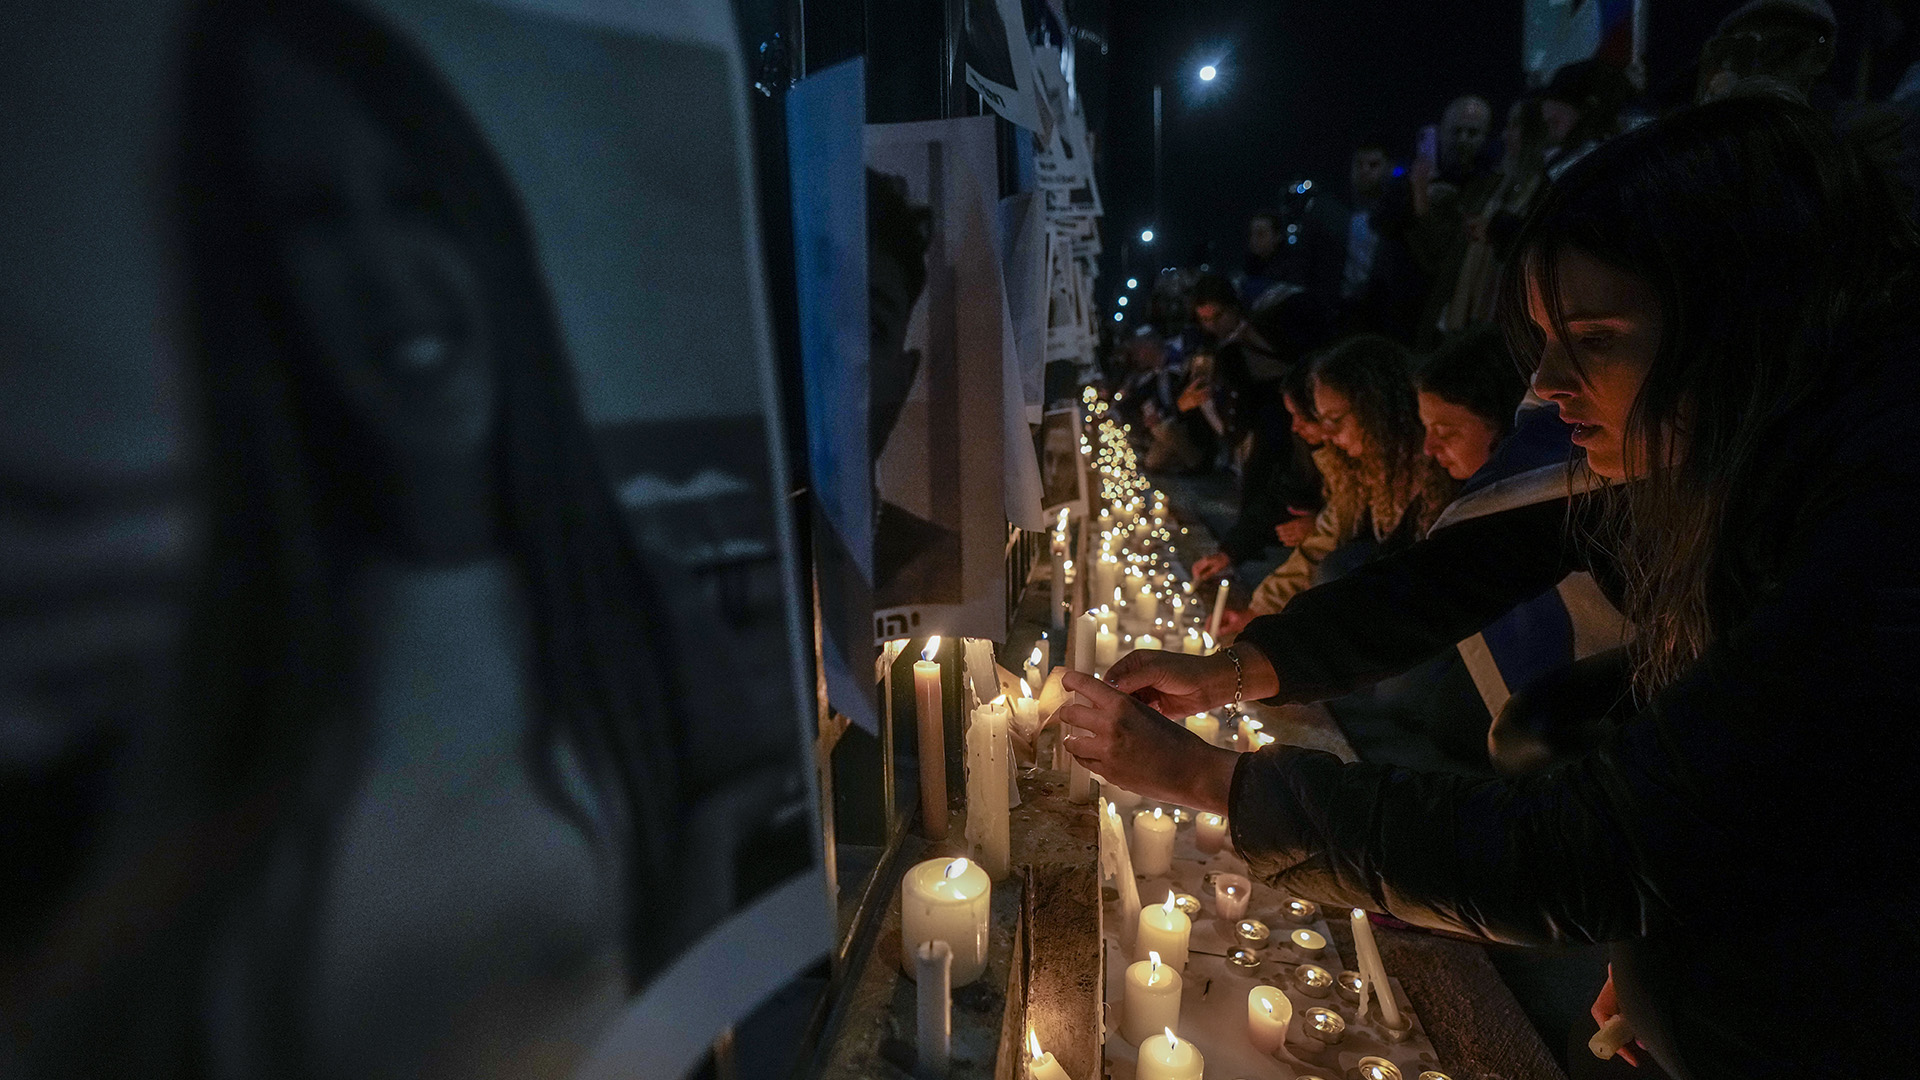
left=1063, top=96, right=1920, bottom=1077
left=116, top=0, right=690, bottom=1075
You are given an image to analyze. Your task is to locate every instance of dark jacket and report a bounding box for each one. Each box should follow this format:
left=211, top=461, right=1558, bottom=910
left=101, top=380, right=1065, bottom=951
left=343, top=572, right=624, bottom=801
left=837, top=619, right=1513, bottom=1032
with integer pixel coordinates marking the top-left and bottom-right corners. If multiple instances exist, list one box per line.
left=1228, top=338, right=1920, bottom=1079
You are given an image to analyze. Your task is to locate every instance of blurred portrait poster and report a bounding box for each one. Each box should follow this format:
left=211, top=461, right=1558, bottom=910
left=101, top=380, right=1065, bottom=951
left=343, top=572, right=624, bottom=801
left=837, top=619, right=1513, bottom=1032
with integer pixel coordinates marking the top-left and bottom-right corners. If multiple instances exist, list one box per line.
left=866, top=116, right=1007, bottom=644
left=963, top=0, right=1051, bottom=140
left=2, top=0, right=828, bottom=1078
left=788, top=58, right=879, bottom=733
left=1039, top=406, right=1088, bottom=515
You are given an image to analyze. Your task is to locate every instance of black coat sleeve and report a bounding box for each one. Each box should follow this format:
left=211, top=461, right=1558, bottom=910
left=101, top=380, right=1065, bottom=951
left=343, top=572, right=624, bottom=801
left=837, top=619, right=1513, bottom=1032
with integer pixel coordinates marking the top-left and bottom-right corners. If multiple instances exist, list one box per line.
left=1235, top=496, right=1586, bottom=704
left=1227, top=438, right=1920, bottom=946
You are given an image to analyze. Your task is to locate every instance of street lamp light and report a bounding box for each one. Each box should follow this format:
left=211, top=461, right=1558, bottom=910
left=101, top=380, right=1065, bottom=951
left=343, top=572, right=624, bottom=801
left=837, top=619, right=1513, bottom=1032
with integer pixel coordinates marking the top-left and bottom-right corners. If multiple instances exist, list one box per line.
left=1140, top=229, right=1155, bottom=244
left=1126, top=277, right=1139, bottom=289
left=1198, top=64, right=1217, bottom=82
left=1117, top=295, right=1129, bottom=306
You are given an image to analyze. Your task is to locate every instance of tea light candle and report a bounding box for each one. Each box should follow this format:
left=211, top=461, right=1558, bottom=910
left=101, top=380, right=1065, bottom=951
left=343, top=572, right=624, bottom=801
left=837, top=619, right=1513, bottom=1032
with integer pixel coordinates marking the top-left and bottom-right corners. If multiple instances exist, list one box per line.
left=1132, top=807, right=1176, bottom=876
left=1291, top=963, right=1334, bottom=999
left=1195, top=812, right=1228, bottom=853
left=913, top=638, right=948, bottom=841
left=1211, top=873, right=1250, bottom=920
left=1283, top=897, right=1320, bottom=924
left=1290, top=927, right=1328, bottom=959
left=1417, top=1072, right=1457, bottom=1080
left=1300, top=1006, right=1347, bottom=1047
left=1247, top=986, right=1292, bottom=1054
left=915, top=941, right=951, bottom=1076
left=1026, top=1029, right=1072, bottom=1080
left=1170, top=892, right=1201, bottom=919
left=1183, top=713, right=1220, bottom=746
left=1234, top=919, right=1271, bottom=951
left=1121, top=951, right=1183, bottom=1045
left=1336, top=970, right=1365, bottom=1004
left=1136, top=1028, right=1203, bottom=1080
left=1135, top=892, right=1191, bottom=969
left=1226, top=947, right=1262, bottom=971
left=1355, top=1057, right=1403, bottom=1080
left=900, top=857, right=991, bottom=985
left=1350, top=908, right=1404, bottom=1031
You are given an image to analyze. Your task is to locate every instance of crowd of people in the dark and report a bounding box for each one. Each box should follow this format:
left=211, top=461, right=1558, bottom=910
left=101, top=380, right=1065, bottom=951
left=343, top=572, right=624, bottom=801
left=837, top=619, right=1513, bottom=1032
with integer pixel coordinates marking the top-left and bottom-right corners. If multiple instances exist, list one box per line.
left=1070, top=3, right=1920, bottom=1077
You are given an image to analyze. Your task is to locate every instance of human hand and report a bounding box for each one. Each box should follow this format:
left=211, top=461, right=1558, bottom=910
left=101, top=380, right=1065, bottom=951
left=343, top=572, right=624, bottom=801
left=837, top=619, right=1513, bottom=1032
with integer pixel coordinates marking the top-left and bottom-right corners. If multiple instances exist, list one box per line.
left=1190, top=552, right=1233, bottom=582
left=1104, top=649, right=1237, bottom=716
left=1216, top=607, right=1255, bottom=637
left=1274, top=508, right=1314, bottom=548
left=1056, top=670, right=1239, bottom=812
left=1588, top=967, right=1641, bottom=1066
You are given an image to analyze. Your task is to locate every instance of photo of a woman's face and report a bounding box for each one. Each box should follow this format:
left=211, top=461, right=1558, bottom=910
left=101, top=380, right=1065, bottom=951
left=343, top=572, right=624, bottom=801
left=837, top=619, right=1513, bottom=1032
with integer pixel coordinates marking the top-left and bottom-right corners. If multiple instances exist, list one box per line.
left=241, top=33, right=495, bottom=466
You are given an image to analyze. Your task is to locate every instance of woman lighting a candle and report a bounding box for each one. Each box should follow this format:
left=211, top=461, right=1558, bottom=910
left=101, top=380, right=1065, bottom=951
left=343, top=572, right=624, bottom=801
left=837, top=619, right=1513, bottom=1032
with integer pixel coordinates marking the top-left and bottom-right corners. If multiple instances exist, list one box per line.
left=1056, top=98, right=1920, bottom=1078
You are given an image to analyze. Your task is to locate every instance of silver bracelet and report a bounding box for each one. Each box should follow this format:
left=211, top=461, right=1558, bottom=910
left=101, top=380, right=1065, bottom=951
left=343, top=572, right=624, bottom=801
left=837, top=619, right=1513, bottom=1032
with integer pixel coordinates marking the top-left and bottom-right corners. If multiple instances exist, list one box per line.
left=1223, top=644, right=1244, bottom=714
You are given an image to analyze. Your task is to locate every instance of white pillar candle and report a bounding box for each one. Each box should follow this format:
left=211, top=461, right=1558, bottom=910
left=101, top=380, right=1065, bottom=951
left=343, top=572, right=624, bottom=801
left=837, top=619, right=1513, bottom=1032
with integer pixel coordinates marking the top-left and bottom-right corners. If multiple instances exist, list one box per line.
left=1135, top=587, right=1160, bottom=629
left=1136, top=1028, right=1203, bottom=1080
left=1195, top=812, right=1228, bottom=854
left=1134, top=633, right=1162, bottom=652
left=1121, top=953, right=1183, bottom=1046
left=1183, top=714, right=1220, bottom=746
left=1024, top=642, right=1046, bottom=697
left=1350, top=908, right=1403, bottom=1029
left=900, top=857, right=991, bottom=985
left=1210, top=873, right=1250, bottom=920
left=1094, top=626, right=1119, bottom=670
left=1026, top=1030, right=1073, bottom=1080
left=914, top=638, right=948, bottom=841
left=1206, top=578, right=1230, bottom=639
left=1094, top=603, right=1117, bottom=636
left=1247, top=986, right=1292, bottom=1055
left=965, top=698, right=1011, bottom=879
left=1049, top=542, right=1068, bottom=632
left=1102, top=800, right=1142, bottom=949
left=914, top=940, right=951, bottom=1076
left=1132, top=807, right=1176, bottom=877
left=1182, top=627, right=1205, bottom=655
left=1135, top=892, right=1191, bottom=969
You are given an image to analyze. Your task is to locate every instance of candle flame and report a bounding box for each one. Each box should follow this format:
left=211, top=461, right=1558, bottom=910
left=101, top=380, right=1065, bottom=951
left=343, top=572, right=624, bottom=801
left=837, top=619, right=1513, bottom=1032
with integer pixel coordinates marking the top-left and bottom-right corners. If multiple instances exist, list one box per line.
left=944, top=857, right=969, bottom=879
left=1028, top=1029, right=1044, bottom=1059
left=1163, top=891, right=1177, bottom=915
left=1019, top=678, right=1033, bottom=699
left=1242, top=718, right=1263, bottom=731
left=1028, top=644, right=1044, bottom=667
left=1262, top=997, right=1275, bottom=1016
left=1202, top=631, right=1215, bottom=649
left=1227, top=885, right=1238, bottom=896
left=922, top=636, right=942, bottom=661
left=1151, top=806, right=1163, bottom=819
left=991, top=694, right=1007, bottom=707
left=1165, top=1027, right=1179, bottom=1050
left=1149, top=950, right=1161, bottom=977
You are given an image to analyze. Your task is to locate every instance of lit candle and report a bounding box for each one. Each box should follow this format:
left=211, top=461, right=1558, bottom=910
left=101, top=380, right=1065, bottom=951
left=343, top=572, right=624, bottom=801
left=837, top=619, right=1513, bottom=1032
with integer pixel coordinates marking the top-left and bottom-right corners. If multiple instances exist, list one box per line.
left=1135, top=583, right=1159, bottom=629
left=1210, top=873, right=1250, bottom=920
left=1350, top=908, right=1403, bottom=1030
left=1283, top=897, right=1320, bottom=924
left=914, top=638, right=948, bottom=841
left=1247, top=986, right=1292, bottom=1054
left=1134, top=633, right=1162, bottom=652
left=1121, top=951, right=1183, bottom=1045
left=1094, top=602, right=1117, bottom=636
left=1355, top=1056, right=1403, bottom=1080
left=1026, top=1029, right=1073, bottom=1080
left=1012, top=679, right=1040, bottom=751
left=1290, top=927, right=1328, bottom=960
left=1300, top=1006, right=1347, bottom=1048
left=1049, top=511, right=1069, bottom=631
left=1206, top=578, right=1230, bottom=639
left=1131, top=807, right=1176, bottom=877
left=1182, top=626, right=1205, bottom=655
left=1233, top=918, right=1270, bottom=952
left=1024, top=641, right=1046, bottom=695
left=1094, top=625, right=1118, bottom=670
left=1101, top=800, right=1142, bottom=949
left=1195, top=812, right=1228, bottom=854
left=1135, top=891, right=1191, bottom=970
left=965, top=697, right=1011, bottom=879
left=1136, top=1028, right=1203, bottom=1080
left=1184, top=714, right=1220, bottom=746
left=1232, top=716, right=1264, bottom=753
left=900, top=857, right=991, bottom=985
left=1292, top=963, right=1334, bottom=999
left=1067, top=613, right=1098, bottom=805
left=914, top=941, right=951, bottom=1076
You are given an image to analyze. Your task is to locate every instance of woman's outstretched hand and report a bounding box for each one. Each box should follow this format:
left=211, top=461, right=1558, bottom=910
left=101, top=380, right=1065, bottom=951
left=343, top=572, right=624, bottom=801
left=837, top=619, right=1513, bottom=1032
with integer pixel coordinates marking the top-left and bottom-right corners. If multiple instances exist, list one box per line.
left=1056, top=670, right=1239, bottom=813
left=1105, top=644, right=1279, bottom=716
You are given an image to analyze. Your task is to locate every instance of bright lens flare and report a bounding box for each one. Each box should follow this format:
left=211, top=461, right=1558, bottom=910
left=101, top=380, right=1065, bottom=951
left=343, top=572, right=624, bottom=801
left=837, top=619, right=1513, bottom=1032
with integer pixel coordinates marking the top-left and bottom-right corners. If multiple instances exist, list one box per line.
left=921, top=635, right=941, bottom=661
left=944, top=857, right=969, bottom=879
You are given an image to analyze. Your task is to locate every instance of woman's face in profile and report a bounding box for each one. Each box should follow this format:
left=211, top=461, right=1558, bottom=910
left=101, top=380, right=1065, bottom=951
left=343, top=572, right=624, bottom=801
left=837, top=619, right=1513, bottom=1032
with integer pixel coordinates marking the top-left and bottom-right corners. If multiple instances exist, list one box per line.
left=241, top=33, right=496, bottom=469
left=1526, top=248, right=1662, bottom=480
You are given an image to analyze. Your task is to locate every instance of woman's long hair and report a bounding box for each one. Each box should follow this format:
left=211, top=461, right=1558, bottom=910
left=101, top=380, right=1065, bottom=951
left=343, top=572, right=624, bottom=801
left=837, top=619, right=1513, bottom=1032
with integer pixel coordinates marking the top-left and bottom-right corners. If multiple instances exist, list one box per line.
left=1499, top=96, right=1920, bottom=697
left=1309, top=336, right=1457, bottom=539
left=175, top=0, right=684, bottom=1061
